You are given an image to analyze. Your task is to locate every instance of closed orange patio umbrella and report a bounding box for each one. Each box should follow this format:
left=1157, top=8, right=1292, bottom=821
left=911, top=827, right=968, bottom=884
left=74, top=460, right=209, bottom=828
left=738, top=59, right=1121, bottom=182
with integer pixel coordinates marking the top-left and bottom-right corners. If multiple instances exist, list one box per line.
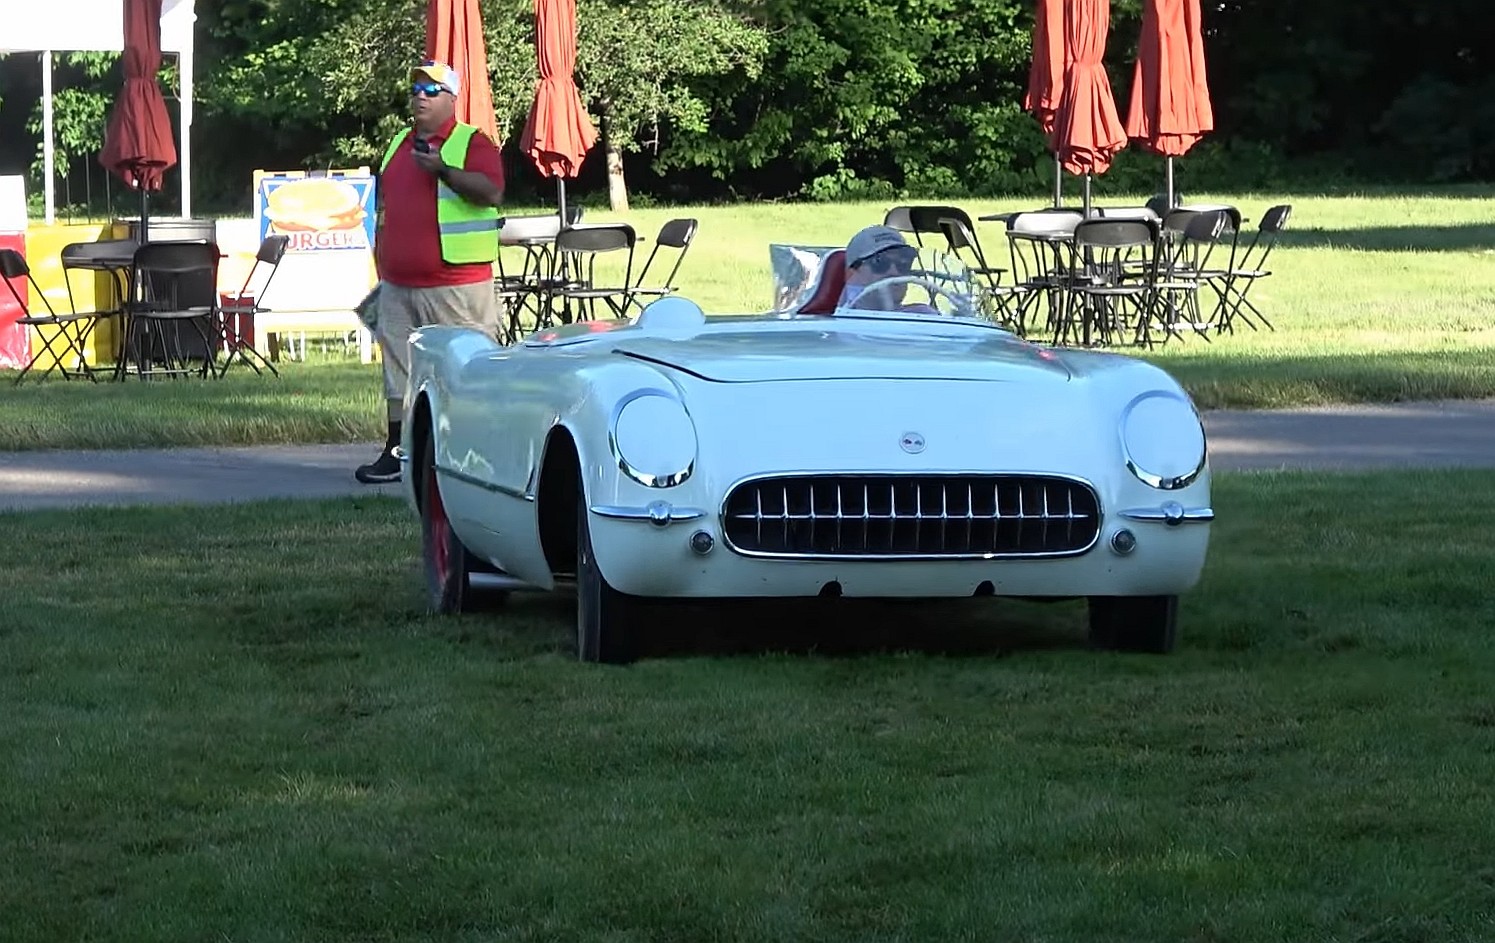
left=1024, top=0, right=1066, bottom=205
left=1125, top=0, right=1213, bottom=208
left=517, top=0, right=598, bottom=219
left=426, top=0, right=499, bottom=145
left=1049, top=0, right=1127, bottom=214
left=99, top=0, right=177, bottom=245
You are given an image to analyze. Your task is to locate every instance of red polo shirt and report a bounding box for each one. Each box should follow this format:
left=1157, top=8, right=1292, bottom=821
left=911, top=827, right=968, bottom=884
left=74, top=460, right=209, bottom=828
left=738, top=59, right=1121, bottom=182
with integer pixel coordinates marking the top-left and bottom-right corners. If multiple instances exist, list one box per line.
left=375, top=118, right=505, bottom=288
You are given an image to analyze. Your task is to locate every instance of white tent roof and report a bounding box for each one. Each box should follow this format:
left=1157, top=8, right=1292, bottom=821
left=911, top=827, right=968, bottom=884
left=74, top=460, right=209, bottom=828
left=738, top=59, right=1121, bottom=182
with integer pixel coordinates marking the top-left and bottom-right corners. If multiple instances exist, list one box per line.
left=0, top=0, right=196, bottom=53
left=3, top=0, right=198, bottom=223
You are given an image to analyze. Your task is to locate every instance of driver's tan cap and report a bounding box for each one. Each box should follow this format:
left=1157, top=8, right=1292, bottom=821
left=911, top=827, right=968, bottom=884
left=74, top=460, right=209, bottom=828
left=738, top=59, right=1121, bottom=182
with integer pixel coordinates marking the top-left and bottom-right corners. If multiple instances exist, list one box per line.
left=847, top=225, right=911, bottom=267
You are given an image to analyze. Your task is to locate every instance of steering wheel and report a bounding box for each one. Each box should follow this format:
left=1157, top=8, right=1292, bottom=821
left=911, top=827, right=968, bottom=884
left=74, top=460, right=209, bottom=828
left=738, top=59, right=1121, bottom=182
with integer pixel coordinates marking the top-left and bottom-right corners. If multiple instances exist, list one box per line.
left=845, top=275, right=976, bottom=317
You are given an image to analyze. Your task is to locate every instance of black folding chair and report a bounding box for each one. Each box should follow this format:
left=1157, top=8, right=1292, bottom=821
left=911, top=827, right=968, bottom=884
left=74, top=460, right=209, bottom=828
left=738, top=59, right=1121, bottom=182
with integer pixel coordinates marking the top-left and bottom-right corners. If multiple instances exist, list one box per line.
left=552, top=224, right=638, bottom=321
left=627, top=217, right=698, bottom=313
left=121, top=241, right=222, bottom=380
left=1060, top=218, right=1162, bottom=348
left=1212, top=204, right=1292, bottom=333
left=2, top=249, right=102, bottom=385
left=217, top=235, right=289, bottom=376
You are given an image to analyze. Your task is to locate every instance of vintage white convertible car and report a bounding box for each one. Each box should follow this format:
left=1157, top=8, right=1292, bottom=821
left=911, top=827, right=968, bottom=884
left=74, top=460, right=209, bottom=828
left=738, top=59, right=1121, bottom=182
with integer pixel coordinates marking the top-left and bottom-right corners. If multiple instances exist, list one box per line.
left=401, top=247, right=1212, bottom=662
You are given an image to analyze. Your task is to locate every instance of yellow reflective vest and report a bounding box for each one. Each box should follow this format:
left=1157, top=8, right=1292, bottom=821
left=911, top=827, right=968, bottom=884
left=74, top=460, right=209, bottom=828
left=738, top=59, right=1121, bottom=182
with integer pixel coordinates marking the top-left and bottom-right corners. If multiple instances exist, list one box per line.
left=379, top=124, right=499, bottom=264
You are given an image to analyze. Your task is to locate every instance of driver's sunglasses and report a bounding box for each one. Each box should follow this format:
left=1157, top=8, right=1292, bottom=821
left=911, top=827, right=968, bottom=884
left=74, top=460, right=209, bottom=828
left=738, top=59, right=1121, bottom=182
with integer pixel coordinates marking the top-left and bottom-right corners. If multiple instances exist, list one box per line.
left=858, top=248, right=916, bottom=274
left=411, top=82, right=446, bottom=98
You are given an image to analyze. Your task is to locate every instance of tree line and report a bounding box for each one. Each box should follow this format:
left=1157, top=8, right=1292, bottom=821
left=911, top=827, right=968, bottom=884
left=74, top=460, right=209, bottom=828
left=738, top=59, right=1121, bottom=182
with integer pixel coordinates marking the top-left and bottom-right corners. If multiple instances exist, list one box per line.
left=0, top=0, right=1489, bottom=216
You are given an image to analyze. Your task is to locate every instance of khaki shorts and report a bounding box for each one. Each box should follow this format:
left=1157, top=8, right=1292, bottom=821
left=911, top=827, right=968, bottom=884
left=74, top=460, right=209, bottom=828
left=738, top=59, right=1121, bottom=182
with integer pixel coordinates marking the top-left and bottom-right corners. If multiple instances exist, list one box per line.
left=376, top=280, right=499, bottom=412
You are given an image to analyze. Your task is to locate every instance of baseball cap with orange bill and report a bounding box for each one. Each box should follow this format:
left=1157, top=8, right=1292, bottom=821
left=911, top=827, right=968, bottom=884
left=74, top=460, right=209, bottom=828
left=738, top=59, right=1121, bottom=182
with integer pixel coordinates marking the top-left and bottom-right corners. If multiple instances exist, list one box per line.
left=410, top=60, right=461, bottom=96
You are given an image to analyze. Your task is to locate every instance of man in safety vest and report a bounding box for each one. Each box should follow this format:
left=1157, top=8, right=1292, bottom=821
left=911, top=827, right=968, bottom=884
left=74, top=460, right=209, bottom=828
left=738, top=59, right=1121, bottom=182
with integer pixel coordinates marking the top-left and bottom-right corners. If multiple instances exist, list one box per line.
left=356, top=59, right=506, bottom=484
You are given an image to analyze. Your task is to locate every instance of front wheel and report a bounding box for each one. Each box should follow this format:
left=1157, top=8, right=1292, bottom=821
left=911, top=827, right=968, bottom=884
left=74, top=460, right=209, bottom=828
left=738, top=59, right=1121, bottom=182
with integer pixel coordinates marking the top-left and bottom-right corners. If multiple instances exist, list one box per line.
left=575, top=487, right=637, bottom=664
left=1087, top=595, right=1179, bottom=654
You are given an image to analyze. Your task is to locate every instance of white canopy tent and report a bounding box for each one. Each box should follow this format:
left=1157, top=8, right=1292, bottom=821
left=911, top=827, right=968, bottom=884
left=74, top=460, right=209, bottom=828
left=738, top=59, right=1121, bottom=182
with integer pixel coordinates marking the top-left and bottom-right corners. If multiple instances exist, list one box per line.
left=1, top=0, right=197, bottom=223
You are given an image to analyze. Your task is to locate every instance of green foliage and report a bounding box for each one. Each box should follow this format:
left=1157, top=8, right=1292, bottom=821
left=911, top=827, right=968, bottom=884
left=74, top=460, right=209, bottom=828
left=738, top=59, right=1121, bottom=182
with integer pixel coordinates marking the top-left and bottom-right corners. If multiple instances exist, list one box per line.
left=575, top=0, right=768, bottom=153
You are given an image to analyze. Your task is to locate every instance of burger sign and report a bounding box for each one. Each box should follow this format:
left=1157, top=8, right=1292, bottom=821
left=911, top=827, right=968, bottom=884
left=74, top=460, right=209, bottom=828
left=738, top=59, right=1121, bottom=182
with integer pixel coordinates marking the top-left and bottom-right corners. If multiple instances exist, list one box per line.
left=254, top=171, right=377, bottom=253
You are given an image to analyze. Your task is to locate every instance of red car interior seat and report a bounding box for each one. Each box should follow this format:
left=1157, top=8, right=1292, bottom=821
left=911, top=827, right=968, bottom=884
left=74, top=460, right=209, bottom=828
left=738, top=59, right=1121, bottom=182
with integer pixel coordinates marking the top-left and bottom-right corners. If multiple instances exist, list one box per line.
left=794, top=249, right=847, bottom=315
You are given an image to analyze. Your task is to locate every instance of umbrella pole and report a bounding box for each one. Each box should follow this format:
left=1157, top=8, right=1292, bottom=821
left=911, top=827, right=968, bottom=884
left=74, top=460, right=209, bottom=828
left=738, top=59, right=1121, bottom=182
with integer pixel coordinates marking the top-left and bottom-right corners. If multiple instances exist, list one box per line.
left=1053, top=155, right=1062, bottom=208
left=555, top=176, right=567, bottom=226
left=1083, top=173, right=1092, bottom=218
left=138, top=184, right=149, bottom=245
left=1166, top=156, right=1176, bottom=209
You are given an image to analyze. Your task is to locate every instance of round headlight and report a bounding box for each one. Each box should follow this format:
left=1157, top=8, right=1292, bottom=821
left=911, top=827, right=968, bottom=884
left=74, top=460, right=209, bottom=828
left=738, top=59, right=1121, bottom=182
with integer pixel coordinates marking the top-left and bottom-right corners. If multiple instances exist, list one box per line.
left=1120, top=391, right=1206, bottom=490
left=610, top=391, right=697, bottom=488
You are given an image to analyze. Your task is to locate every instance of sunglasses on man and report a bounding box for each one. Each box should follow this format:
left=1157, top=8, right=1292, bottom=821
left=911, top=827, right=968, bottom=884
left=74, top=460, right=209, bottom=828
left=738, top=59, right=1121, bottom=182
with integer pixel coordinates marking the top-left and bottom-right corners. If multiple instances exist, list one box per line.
left=411, top=82, right=448, bottom=98
left=855, top=247, right=917, bottom=274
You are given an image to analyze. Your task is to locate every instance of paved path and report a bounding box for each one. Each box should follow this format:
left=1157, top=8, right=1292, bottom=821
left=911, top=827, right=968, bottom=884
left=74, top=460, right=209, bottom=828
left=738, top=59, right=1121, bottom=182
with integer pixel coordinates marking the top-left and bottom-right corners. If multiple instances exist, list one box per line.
left=1, top=399, right=1492, bottom=512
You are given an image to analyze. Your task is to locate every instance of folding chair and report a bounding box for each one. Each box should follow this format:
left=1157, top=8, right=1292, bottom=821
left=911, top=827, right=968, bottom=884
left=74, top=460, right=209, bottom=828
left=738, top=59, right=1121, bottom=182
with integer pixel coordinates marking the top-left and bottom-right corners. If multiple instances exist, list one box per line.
left=1059, top=218, right=1162, bottom=348
left=937, top=217, right=1023, bottom=334
left=627, top=217, right=698, bottom=313
left=2, top=249, right=102, bottom=385
left=551, top=224, right=638, bottom=321
left=1004, top=209, right=1083, bottom=337
left=1213, top=204, right=1291, bottom=333
left=121, top=241, right=222, bottom=380
left=1151, top=210, right=1228, bottom=344
left=216, top=234, right=288, bottom=376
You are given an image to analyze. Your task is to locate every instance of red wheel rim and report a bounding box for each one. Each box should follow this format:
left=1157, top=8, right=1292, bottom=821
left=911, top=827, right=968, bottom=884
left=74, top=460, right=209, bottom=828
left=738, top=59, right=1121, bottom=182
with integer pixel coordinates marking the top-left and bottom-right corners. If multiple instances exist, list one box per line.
left=427, top=466, right=450, bottom=587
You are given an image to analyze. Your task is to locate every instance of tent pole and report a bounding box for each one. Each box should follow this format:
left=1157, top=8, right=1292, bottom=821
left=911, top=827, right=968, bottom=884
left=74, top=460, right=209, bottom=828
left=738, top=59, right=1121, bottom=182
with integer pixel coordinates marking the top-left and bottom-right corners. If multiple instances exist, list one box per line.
left=42, top=50, right=55, bottom=225
left=179, top=46, right=193, bottom=219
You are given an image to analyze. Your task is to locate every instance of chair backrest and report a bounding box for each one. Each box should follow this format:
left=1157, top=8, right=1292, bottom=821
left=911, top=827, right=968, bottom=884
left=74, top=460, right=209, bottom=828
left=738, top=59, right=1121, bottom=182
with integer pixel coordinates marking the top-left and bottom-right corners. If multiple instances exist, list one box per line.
left=906, top=204, right=976, bottom=237
left=256, top=234, right=290, bottom=265
left=556, top=223, right=635, bottom=254
left=1145, top=193, right=1179, bottom=218
left=0, top=247, right=29, bottom=280
left=0, top=248, right=50, bottom=317
left=1072, top=218, right=1159, bottom=250
left=632, top=217, right=698, bottom=293
left=130, top=241, right=220, bottom=310
left=557, top=224, right=637, bottom=291
left=795, top=249, right=847, bottom=315
left=883, top=206, right=915, bottom=233
left=1008, top=210, right=1082, bottom=237
left=1260, top=204, right=1292, bottom=234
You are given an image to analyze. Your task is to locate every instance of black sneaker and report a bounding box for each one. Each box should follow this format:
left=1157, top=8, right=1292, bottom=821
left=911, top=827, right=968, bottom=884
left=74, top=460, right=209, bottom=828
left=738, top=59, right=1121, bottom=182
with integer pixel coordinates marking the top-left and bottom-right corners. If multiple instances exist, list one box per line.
left=355, top=447, right=402, bottom=484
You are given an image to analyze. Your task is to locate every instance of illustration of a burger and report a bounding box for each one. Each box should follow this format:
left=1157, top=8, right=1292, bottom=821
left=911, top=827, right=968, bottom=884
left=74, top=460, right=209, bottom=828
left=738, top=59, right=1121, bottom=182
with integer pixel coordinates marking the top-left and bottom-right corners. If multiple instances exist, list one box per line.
left=264, top=178, right=366, bottom=233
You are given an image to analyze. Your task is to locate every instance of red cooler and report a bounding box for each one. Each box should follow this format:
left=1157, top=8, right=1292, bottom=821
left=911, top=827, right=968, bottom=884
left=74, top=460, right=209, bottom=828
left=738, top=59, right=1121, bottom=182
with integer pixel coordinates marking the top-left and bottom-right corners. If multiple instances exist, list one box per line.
left=0, top=176, right=29, bottom=369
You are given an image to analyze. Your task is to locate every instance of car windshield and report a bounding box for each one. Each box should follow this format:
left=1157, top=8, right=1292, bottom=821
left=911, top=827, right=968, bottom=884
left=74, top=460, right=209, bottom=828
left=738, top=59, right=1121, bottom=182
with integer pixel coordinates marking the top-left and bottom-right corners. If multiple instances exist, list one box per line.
left=835, top=248, right=985, bottom=320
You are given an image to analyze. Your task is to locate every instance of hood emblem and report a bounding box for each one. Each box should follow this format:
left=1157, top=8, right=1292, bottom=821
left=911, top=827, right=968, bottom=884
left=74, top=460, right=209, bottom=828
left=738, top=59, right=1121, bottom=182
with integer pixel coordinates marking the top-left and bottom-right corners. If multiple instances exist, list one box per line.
left=899, top=432, right=926, bottom=454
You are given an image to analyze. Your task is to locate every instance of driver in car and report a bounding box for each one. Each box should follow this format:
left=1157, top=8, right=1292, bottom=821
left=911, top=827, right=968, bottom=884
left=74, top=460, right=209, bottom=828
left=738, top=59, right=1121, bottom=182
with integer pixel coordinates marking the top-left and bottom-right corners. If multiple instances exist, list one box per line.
left=838, top=225, right=918, bottom=307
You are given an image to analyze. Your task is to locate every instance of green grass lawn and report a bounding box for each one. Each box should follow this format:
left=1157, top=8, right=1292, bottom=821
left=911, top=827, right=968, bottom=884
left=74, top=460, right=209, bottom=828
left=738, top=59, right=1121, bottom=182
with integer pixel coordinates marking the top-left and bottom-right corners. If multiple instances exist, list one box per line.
left=2, top=190, right=1492, bottom=450
left=3, top=471, right=1494, bottom=941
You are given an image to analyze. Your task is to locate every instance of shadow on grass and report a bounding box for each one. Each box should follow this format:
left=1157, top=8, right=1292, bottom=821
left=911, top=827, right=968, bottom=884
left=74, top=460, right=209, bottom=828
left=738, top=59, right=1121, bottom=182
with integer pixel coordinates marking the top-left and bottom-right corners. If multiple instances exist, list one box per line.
left=480, top=589, right=1089, bottom=660
left=1279, top=223, right=1495, bottom=252
left=1143, top=347, right=1495, bottom=410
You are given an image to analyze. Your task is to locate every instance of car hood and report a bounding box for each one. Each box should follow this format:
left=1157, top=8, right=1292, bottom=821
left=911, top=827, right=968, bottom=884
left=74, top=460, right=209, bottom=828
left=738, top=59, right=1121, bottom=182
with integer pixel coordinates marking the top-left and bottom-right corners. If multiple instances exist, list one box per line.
left=613, top=328, right=1072, bottom=383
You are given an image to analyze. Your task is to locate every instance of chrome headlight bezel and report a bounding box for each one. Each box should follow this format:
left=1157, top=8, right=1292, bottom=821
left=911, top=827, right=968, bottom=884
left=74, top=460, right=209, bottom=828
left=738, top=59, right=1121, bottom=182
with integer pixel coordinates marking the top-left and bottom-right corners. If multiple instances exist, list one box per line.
left=1119, top=390, right=1207, bottom=491
left=608, top=389, right=697, bottom=489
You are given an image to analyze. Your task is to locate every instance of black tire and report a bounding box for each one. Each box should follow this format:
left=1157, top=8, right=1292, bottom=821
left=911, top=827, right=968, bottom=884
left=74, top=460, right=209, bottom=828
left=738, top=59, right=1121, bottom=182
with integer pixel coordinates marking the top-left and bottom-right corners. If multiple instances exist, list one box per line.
left=1087, top=595, right=1179, bottom=654
left=421, top=434, right=507, bottom=614
left=575, top=486, right=636, bottom=664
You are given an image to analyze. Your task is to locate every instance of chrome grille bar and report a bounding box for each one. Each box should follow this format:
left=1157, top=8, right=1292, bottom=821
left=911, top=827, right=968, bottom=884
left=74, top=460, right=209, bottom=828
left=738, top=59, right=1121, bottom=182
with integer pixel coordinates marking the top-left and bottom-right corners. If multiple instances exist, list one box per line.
left=722, top=474, right=1101, bottom=559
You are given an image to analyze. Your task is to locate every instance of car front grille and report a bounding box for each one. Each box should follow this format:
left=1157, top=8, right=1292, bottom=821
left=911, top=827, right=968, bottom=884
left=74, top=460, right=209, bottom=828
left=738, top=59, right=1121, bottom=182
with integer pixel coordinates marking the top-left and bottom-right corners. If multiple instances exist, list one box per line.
left=721, top=474, right=1101, bottom=559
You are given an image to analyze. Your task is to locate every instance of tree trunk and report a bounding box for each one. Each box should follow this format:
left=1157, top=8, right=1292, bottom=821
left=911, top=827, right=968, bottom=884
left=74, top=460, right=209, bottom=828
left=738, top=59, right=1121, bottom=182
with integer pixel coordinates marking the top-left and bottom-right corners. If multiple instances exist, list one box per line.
left=600, top=105, right=629, bottom=213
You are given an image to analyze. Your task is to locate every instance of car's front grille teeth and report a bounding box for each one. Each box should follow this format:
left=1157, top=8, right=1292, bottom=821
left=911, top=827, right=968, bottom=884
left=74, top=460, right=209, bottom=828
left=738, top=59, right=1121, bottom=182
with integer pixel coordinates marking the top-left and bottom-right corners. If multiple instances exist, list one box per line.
left=722, top=475, right=1100, bottom=558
